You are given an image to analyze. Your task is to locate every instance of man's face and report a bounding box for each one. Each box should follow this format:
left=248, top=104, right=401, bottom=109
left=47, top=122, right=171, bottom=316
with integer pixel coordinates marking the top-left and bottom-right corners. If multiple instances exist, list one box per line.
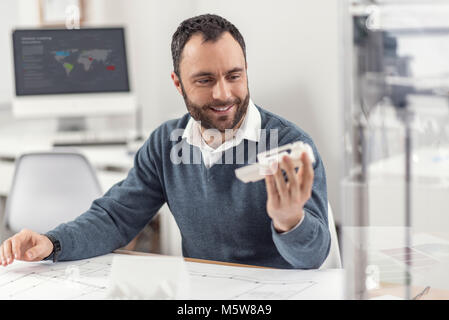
left=172, top=32, right=249, bottom=132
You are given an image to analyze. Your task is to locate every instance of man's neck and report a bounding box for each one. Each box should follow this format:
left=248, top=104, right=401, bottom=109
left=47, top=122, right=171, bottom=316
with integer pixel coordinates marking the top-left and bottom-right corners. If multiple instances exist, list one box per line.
left=200, top=110, right=247, bottom=149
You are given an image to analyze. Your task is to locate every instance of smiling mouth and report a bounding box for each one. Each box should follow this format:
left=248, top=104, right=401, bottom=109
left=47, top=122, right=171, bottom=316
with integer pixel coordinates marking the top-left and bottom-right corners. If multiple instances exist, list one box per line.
left=209, top=104, right=234, bottom=114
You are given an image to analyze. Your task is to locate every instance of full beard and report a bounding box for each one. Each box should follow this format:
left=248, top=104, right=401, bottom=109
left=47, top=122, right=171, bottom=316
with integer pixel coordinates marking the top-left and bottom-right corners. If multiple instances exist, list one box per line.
left=183, top=90, right=250, bottom=133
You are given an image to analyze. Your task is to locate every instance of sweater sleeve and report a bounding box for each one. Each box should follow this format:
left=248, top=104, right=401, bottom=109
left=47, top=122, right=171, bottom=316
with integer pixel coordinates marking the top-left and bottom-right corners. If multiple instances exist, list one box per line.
left=270, top=131, right=330, bottom=269
left=45, top=132, right=166, bottom=261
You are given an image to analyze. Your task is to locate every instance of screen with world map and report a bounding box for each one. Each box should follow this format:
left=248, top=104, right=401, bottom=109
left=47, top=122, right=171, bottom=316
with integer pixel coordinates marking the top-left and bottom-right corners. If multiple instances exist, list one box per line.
left=13, top=28, right=130, bottom=96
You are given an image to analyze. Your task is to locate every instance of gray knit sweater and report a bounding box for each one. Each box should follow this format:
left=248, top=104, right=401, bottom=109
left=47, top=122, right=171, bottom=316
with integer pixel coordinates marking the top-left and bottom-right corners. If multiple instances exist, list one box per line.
left=47, top=105, right=330, bottom=269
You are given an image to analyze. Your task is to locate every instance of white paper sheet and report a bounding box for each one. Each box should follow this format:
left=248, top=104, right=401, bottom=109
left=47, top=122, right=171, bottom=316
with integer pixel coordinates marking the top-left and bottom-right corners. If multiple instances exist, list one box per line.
left=0, top=254, right=113, bottom=300
left=186, top=262, right=345, bottom=300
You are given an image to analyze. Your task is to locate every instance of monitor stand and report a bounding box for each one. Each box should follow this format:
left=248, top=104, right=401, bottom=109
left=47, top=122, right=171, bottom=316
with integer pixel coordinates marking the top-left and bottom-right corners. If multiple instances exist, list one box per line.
left=53, top=116, right=128, bottom=147
left=57, top=116, right=87, bottom=132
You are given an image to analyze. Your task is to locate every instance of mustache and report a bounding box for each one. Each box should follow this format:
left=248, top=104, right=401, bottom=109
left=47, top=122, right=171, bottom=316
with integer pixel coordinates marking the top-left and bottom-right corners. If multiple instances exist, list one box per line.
left=202, top=98, right=241, bottom=109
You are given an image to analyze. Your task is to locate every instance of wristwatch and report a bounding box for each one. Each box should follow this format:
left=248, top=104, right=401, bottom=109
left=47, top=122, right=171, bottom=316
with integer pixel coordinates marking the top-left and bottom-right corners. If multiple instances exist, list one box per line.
left=43, top=234, right=61, bottom=263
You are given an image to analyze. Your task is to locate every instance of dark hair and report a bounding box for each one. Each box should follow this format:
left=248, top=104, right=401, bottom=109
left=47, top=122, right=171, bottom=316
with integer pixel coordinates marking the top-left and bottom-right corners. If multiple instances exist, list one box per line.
left=171, top=14, right=246, bottom=77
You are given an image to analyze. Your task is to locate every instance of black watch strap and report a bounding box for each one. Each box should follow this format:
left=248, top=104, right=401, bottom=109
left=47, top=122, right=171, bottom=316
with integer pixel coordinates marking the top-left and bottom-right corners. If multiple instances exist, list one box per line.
left=43, top=234, right=61, bottom=263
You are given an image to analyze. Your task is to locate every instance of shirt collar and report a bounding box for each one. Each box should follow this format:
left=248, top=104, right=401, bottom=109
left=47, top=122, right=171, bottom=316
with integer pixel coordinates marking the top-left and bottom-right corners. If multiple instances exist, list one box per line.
left=182, top=98, right=261, bottom=149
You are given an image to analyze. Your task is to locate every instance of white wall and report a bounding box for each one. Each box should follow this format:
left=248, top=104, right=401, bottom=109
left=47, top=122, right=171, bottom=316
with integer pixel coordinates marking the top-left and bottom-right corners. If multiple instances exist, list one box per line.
left=81, top=0, right=201, bottom=130
left=120, top=0, right=199, bottom=131
left=0, top=0, right=19, bottom=107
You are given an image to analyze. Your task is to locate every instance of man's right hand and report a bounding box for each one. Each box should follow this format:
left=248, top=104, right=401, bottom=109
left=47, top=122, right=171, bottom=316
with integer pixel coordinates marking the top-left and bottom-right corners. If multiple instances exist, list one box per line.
left=0, top=229, right=53, bottom=267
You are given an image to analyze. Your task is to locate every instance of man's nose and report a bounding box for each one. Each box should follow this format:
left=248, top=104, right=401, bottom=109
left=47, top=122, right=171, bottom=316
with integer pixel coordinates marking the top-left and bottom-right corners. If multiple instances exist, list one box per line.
left=212, top=79, right=232, bottom=102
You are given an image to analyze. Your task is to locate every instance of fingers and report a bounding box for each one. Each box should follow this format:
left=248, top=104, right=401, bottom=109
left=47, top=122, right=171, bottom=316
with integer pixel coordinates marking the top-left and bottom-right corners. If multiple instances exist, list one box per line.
left=265, top=152, right=315, bottom=203
left=281, top=155, right=299, bottom=195
left=1, top=240, right=7, bottom=266
left=10, top=230, right=29, bottom=261
left=0, top=229, right=41, bottom=266
left=1, top=238, right=14, bottom=266
left=11, top=238, right=21, bottom=261
left=299, top=152, right=314, bottom=196
left=265, top=174, right=280, bottom=206
left=266, top=155, right=301, bottom=200
left=273, top=160, right=288, bottom=199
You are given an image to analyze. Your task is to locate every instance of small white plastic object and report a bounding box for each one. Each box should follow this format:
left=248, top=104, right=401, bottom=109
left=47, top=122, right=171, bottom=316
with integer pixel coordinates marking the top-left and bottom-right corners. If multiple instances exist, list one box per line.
left=235, top=141, right=315, bottom=183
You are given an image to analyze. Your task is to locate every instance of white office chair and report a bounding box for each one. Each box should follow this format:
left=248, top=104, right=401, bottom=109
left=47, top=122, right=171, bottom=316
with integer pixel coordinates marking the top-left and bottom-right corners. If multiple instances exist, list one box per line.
left=3, top=151, right=103, bottom=235
left=319, top=202, right=342, bottom=269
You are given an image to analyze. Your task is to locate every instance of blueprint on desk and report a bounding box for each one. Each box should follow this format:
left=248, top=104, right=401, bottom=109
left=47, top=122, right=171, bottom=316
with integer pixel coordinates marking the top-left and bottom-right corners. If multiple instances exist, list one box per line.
left=0, top=254, right=112, bottom=299
left=0, top=253, right=344, bottom=300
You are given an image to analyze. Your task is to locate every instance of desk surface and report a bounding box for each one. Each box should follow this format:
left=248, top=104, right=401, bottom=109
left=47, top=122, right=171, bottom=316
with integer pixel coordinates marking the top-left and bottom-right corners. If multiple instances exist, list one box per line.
left=1, top=249, right=448, bottom=300
left=118, top=249, right=449, bottom=300
left=0, top=251, right=345, bottom=300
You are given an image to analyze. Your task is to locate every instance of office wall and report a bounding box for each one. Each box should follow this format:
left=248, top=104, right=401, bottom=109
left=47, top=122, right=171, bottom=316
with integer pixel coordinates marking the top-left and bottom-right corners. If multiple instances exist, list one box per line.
left=0, top=1, right=19, bottom=107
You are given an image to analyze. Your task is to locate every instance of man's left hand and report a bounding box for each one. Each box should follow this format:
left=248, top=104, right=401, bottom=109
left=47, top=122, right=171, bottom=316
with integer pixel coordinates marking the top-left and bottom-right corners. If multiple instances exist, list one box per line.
left=264, top=152, right=314, bottom=233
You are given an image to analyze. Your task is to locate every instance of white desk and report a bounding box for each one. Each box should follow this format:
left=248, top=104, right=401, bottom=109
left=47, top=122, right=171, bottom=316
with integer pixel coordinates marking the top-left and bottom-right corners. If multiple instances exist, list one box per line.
left=0, top=251, right=345, bottom=300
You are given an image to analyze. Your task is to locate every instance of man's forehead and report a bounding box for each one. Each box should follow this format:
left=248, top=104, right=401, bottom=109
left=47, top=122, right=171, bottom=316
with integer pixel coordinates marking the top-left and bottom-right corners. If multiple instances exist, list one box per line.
left=180, top=32, right=246, bottom=76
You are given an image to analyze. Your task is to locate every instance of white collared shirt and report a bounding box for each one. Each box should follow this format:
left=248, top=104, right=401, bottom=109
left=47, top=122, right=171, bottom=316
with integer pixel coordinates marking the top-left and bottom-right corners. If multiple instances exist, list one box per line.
left=182, top=98, right=305, bottom=234
left=182, top=99, right=261, bottom=168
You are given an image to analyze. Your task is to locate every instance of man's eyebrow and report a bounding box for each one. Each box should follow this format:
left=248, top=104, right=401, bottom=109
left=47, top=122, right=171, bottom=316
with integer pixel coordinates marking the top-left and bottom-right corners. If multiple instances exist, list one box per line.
left=190, top=67, right=244, bottom=79
left=226, top=67, right=244, bottom=74
left=190, top=71, right=214, bottom=78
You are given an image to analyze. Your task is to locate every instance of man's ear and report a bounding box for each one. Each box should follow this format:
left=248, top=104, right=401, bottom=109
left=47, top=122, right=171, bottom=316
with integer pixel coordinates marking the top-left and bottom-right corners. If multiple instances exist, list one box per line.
left=171, top=72, right=184, bottom=96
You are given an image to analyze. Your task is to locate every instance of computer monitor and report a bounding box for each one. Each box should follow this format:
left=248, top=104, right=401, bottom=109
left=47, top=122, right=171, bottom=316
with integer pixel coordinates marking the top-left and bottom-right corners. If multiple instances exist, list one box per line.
left=11, top=27, right=136, bottom=130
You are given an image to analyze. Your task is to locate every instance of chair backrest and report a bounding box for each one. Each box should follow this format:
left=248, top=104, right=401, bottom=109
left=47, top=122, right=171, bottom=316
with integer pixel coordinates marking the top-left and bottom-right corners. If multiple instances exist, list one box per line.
left=319, top=202, right=342, bottom=269
left=4, top=151, right=103, bottom=234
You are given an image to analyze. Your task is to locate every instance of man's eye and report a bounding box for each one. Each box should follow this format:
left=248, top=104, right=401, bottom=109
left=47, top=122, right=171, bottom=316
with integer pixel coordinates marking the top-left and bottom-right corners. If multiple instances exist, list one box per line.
left=197, top=79, right=211, bottom=84
left=229, top=74, right=241, bottom=80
